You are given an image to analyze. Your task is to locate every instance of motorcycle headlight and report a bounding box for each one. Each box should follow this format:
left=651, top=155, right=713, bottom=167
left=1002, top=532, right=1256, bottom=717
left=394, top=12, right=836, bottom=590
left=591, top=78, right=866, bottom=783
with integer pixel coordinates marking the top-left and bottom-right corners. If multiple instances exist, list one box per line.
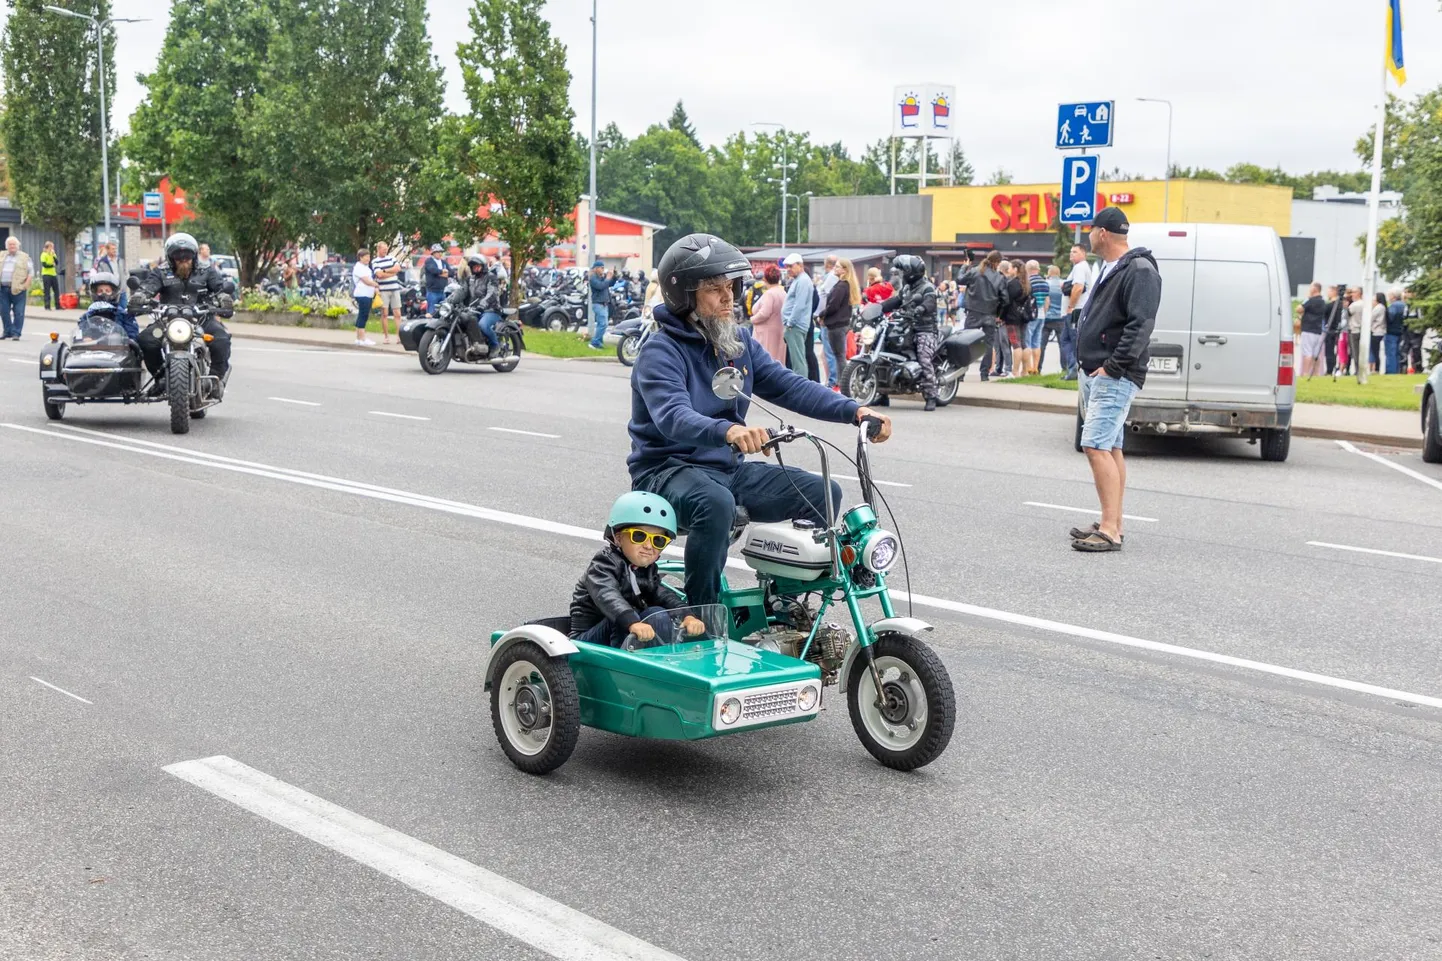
left=861, top=530, right=899, bottom=574
left=166, top=319, right=194, bottom=344
left=719, top=697, right=742, bottom=725
left=797, top=685, right=819, bottom=712
left=860, top=326, right=878, bottom=346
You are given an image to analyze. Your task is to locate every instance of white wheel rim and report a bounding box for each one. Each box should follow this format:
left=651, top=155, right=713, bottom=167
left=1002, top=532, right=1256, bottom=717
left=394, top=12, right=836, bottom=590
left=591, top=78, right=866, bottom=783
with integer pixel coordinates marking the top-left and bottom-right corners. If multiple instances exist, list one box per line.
left=427, top=336, right=446, bottom=367
left=622, top=337, right=639, bottom=361
left=498, top=659, right=553, bottom=756
left=850, top=368, right=876, bottom=403
left=857, top=655, right=929, bottom=750
left=937, top=364, right=958, bottom=401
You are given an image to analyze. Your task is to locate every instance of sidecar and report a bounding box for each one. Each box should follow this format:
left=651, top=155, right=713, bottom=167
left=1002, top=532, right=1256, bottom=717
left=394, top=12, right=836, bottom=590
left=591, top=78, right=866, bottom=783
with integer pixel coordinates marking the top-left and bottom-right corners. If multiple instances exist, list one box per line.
left=483, top=605, right=823, bottom=774
left=38, top=313, right=150, bottom=421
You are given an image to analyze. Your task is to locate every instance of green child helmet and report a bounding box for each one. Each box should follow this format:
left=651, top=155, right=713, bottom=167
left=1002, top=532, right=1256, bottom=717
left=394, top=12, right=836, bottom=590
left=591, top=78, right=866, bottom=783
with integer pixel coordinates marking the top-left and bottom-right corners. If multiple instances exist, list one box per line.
left=607, top=491, right=677, bottom=537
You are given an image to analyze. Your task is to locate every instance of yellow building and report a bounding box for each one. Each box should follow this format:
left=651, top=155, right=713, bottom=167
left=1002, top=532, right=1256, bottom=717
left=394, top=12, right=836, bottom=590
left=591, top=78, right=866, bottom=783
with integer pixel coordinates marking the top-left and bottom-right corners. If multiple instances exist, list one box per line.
left=920, top=179, right=1292, bottom=245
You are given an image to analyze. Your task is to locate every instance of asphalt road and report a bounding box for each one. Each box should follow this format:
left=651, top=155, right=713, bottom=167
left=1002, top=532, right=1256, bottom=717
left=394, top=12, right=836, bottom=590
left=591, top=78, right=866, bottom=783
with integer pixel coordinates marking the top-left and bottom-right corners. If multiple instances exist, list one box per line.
left=3, top=331, right=1441, bottom=961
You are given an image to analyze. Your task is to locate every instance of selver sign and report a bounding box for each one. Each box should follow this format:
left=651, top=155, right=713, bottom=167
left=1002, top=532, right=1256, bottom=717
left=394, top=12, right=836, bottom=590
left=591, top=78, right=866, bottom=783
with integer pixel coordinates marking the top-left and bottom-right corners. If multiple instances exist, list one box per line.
left=989, top=191, right=1109, bottom=232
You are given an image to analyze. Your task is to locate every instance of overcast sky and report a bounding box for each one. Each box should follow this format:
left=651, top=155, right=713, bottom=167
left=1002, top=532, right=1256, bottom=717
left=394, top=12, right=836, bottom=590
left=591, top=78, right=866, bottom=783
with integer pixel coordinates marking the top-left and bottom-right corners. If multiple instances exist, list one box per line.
left=36, top=0, right=1442, bottom=188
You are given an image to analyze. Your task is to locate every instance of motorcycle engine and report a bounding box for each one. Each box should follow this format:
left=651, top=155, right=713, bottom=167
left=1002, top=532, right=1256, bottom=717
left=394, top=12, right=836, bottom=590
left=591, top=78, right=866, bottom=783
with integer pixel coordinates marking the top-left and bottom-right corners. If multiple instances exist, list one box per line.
left=743, top=605, right=851, bottom=687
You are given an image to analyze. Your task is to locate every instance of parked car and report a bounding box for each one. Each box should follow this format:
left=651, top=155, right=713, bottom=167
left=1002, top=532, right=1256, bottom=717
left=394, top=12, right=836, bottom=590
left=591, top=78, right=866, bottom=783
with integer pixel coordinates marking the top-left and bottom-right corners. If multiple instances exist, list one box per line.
left=1422, top=361, right=1442, bottom=463
left=1077, top=223, right=1296, bottom=462
left=210, top=254, right=240, bottom=281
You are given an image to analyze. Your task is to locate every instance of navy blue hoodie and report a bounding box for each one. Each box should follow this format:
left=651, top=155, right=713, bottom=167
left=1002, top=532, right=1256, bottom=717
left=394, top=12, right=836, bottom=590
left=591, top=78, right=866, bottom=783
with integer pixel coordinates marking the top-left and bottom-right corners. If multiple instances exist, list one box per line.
left=627, top=305, right=860, bottom=481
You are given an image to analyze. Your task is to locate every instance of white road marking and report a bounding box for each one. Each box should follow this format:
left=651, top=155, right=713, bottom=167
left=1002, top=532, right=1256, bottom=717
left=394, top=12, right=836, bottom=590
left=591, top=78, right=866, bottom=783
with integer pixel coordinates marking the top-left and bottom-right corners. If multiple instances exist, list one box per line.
left=165, top=756, right=689, bottom=961
left=267, top=396, right=322, bottom=407
left=489, top=427, right=560, bottom=439
left=1023, top=501, right=1159, bottom=523
left=232, top=347, right=348, bottom=355
left=369, top=411, right=430, bottom=421
left=12, top=421, right=1442, bottom=713
left=8, top=357, right=33, bottom=365
left=1307, top=541, right=1442, bottom=565
left=817, top=472, right=912, bottom=488
left=1337, top=439, right=1442, bottom=493
left=29, top=676, right=93, bottom=704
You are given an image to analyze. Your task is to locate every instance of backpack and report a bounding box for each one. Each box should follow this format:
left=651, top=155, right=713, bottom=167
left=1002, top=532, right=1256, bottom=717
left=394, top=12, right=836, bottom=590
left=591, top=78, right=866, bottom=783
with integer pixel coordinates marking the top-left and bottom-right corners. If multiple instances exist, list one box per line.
left=744, top=280, right=765, bottom=319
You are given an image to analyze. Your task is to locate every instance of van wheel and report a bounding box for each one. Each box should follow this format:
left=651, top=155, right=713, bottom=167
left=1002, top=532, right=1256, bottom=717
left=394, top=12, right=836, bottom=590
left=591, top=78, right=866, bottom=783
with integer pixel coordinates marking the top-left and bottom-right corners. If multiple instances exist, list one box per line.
left=1423, top=398, right=1442, bottom=464
left=1259, top=427, right=1291, bottom=462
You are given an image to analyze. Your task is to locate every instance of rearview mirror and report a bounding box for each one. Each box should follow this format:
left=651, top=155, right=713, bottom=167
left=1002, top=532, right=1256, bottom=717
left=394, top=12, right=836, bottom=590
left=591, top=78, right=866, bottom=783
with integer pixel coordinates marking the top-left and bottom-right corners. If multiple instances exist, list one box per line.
left=126, top=275, right=140, bottom=292
left=711, top=366, right=745, bottom=400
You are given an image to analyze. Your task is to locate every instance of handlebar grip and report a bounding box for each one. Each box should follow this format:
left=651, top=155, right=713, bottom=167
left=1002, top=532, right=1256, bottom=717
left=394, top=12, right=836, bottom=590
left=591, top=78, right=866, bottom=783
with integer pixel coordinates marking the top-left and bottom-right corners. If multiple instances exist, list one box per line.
left=862, top=415, right=885, bottom=440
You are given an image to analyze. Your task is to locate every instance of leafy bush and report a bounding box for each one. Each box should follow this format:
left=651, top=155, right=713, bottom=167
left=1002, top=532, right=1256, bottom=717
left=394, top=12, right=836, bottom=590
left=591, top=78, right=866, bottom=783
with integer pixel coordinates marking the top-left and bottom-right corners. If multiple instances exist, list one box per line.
left=324, top=304, right=351, bottom=318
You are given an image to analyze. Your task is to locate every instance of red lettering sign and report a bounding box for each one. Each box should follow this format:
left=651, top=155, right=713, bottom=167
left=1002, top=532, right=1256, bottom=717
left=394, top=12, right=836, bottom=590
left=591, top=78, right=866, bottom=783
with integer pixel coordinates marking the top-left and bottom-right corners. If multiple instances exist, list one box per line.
left=989, top=192, right=1066, bottom=232
left=990, top=194, right=1011, bottom=231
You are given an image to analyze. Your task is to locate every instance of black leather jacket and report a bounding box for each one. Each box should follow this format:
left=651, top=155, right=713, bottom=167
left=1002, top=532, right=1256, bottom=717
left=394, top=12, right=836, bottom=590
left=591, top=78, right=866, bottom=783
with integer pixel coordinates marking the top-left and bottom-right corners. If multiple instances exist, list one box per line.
left=136, top=264, right=231, bottom=316
left=569, top=543, right=686, bottom=639
left=446, top=269, right=500, bottom=314
left=879, top=277, right=939, bottom=334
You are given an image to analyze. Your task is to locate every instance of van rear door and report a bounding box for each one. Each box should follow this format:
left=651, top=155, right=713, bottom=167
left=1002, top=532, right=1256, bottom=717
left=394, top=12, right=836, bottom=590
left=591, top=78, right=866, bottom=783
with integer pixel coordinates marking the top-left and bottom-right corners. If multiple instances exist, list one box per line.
left=1128, top=226, right=1195, bottom=405
left=1186, top=226, right=1282, bottom=406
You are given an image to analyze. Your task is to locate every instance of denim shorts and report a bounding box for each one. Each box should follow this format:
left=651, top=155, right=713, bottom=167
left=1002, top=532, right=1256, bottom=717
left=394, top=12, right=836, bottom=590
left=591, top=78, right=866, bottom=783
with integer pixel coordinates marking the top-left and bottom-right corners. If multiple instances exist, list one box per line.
left=1079, top=371, right=1141, bottom=451
left=1024, top=318, right=1046, bottom=349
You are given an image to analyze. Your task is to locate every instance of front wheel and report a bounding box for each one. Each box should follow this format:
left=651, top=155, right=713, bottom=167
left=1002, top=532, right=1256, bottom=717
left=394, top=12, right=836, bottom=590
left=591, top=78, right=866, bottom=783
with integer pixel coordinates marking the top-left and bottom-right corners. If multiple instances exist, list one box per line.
left=542, top=307, right=569, bottom=332
left=933, top=361, right=959, bottom=407
left=847, top=633, right=955, bottom=771
left=617, top=333, right=641, bottom=366
left=1422, top=397, right=1441, bottom=464
left=43, top=396, right=65, bottom=421
left=167, top=354, right=193, bottom=435
left=841, top=361, right=879, bottom=407
left=490, top=641, right=580, bottom=775
left=417, top=329, right=452, bottom=375
left=491, top=333, right=522, bottom=373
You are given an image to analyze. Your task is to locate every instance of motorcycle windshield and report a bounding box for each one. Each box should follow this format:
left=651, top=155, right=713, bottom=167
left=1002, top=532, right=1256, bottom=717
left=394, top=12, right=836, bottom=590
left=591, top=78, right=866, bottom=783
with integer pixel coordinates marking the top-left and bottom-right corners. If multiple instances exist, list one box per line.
left=626, top=604, right=729, bottom=651
left=72, top=313, right=129, bottom=347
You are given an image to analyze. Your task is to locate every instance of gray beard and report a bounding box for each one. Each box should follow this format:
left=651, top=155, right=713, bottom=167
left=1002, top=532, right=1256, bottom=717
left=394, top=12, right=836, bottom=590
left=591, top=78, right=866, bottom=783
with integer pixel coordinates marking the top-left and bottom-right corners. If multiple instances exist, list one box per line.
left=692, top=309, right=744, bottom=360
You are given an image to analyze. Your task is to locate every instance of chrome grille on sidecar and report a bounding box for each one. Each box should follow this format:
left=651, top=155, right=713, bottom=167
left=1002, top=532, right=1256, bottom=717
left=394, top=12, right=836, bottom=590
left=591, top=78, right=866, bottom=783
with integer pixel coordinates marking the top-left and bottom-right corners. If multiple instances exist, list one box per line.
left=741, top=687, right=801, bottom=720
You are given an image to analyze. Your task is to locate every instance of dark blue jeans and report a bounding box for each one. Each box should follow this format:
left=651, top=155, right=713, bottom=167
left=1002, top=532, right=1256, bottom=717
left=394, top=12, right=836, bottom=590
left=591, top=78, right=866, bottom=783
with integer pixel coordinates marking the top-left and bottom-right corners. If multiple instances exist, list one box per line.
left=1061, top=311, right=1079, bottom=375
left=1384, top=333, right=1400, bottom=374
left=589, top=302, right=609, bottom=348
left=479, top=310, right=503, bottom=349
left=578, top=605, right=670, bottom=647
left=0, top=287, right=26, bottom=338
left=638, top=461, right=843, bottom=607
left=425, top=290, right=446, bottom=316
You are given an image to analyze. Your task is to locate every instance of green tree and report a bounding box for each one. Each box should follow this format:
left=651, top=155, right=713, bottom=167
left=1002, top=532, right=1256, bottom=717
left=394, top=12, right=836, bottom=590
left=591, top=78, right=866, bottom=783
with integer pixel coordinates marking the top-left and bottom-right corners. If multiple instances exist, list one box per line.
left=128, top=0, right=287, bottom=286
left=986, top=167, right=1014, bottom=186
left=247, top=0, right=450, bottom=254
left=859, top=137, right=971, bottom=194
left=667, top=100, right=700, bottom=148
left=1, top=0, right=114, bottom=291
left=598, top=124, right=716, bottom=252
left=451, top=0, right=583, bottom=289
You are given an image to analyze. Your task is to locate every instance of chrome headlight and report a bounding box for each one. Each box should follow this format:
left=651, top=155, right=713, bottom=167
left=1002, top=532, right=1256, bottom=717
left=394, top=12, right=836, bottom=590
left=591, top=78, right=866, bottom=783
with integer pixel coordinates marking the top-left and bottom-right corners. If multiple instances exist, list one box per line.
left=166, top=319, right=194, bottom=344
left=42, top=355, right=53, bottom=367
left=719, top=698, right=742, bottom=725
left=861, top=530, right=899, bottom=573
left=797, top=685, right=819, bottom=712
left=860, top=326, right=878, bottom=346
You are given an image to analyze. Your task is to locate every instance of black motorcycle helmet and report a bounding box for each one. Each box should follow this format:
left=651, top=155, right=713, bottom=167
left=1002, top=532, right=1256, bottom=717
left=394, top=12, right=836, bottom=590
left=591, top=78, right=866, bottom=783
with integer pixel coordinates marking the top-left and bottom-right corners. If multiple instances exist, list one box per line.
left=164, top=232, right=199, bottom=273
left=657, top=233, right=752, bottom=317
left=891, top=254, right=926, bottom=285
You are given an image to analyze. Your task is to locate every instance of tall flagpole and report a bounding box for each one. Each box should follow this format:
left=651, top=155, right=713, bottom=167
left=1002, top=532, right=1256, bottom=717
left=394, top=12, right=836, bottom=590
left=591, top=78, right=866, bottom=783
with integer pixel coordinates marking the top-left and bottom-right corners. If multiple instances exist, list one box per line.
left=1357, top=17, right=1390, bottom=385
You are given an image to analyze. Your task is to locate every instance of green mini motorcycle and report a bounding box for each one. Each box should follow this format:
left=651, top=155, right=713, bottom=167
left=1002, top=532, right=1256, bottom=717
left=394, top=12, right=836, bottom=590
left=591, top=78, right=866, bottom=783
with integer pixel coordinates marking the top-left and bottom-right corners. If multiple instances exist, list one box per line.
left=484, top=367, right=956, bottom=773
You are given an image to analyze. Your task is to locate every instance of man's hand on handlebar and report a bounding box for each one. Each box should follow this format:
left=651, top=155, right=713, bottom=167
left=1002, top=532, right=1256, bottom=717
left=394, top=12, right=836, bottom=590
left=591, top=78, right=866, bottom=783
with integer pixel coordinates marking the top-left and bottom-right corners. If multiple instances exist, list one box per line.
left=725, top=423, right=774, bottom=456
left=856, top=407, right=893, bottom=442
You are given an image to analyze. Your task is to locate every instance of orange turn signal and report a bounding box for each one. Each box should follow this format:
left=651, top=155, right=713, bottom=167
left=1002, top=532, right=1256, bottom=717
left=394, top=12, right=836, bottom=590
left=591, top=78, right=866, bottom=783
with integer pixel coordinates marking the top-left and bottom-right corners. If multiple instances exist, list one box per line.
left=202, top=333, right=214, bottom=342
left=841, top=545, right=857, bottom=566
left=50, top=332, right=59, bottom=342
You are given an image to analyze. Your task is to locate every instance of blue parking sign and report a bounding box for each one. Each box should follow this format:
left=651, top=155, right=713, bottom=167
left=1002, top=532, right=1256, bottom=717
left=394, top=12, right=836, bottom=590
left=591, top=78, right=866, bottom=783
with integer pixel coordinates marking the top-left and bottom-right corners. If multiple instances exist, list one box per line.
left=1059, top=156, right=1099, bottom=225
left=1056, top=101, right=1113, bottom=149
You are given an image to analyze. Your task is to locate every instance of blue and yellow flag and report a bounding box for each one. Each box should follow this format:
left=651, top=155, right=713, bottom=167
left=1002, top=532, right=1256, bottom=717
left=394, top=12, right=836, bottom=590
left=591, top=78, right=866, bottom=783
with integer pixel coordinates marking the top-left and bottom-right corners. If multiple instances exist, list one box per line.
left=1387, top=0, right=1406, bottom=85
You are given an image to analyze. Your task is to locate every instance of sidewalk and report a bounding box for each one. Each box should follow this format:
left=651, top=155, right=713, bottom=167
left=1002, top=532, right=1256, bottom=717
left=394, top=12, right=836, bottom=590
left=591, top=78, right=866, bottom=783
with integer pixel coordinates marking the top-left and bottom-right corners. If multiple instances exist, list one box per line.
left=22, top=308, right=1422, bottom=447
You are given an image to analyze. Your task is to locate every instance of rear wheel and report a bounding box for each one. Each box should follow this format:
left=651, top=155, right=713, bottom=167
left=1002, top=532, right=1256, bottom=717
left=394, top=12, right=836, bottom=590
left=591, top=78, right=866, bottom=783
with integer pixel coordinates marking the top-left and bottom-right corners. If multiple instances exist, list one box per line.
left=417, top=329, right=452, bottom=375
left=846, top=633, right=955, bottom=771
left=167, top=354, right=193, bottom=435
left=43, top=396, right=64, bottom=421
left=491, top=333, right=522, bottom=373
left=934, top=361, right=959, bottom=407
left=543, top=307, right=569, bottom=332
left=490, top=641, right=580, bottom=774
left=841, top=361, right=879, bottom=407
left=1423, top=396, right=1441, bottom=464
left=1259, top=427, right=1291, bottom=462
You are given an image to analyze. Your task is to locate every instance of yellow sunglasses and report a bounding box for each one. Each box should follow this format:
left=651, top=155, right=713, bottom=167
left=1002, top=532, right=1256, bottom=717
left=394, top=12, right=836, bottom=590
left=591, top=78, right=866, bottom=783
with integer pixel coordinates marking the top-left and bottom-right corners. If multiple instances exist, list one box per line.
left=618, top=527, right=673, bottom=550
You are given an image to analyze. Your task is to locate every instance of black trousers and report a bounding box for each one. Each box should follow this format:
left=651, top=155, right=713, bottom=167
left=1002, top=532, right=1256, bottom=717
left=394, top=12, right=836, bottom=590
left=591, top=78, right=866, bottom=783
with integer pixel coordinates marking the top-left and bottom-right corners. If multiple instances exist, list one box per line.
left=1324, top=331, right=1339, bottom=374
left=42, top=276, right=60, bottom=310
left=805, top=320, right=821, bottom=382
left=139, top=317, right=233, bottom=379
left=963, top=313, right=998, bottom=380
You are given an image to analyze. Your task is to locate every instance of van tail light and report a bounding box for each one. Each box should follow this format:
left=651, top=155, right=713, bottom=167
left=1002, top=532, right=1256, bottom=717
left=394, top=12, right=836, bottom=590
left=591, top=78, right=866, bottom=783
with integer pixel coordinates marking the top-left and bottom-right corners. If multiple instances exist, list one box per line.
left=1278, top=340, right=1294, bottom=386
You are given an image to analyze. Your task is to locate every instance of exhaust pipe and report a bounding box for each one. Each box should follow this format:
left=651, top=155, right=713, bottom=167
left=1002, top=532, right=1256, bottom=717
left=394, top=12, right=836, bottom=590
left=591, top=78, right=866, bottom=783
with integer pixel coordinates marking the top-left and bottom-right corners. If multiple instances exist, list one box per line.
left=940, top=368, right=965, bottom=386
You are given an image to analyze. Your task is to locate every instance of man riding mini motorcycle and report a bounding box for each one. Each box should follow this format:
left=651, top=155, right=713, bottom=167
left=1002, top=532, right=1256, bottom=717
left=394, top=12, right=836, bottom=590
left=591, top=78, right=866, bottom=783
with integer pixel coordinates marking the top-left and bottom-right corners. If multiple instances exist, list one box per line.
left=629, top=232, right=892, bottom=607
left=132, top=232, right=234, bottom=393
left=876, top=254, right=940, bottom=411
left=444, top=253, right=503, bottom=358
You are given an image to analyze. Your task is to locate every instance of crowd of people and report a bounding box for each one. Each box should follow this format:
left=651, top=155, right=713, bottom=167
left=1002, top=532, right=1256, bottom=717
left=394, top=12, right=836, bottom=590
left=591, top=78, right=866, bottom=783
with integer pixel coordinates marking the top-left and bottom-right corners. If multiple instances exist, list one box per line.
left=1295, top=282, right=1423, bottom=377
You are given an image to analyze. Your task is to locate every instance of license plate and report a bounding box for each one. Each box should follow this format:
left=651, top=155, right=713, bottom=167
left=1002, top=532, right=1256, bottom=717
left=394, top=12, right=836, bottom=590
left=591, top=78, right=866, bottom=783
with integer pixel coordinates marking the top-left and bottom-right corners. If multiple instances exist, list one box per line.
left=1148, top=356, right=1179, bottom=373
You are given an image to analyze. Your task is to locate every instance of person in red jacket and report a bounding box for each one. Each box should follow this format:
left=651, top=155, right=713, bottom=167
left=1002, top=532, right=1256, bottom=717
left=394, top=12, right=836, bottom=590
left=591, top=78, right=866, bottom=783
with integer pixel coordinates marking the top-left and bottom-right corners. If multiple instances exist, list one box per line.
left=863, top=266, right=893, bottom=304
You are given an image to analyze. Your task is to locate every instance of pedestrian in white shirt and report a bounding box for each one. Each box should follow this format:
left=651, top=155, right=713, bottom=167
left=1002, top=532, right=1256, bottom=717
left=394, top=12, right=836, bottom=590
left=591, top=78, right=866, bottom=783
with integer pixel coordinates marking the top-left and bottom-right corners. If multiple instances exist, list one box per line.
left=352, top=248, right=379, bottom=346
left=1062, top=244, right=1092, bottom=380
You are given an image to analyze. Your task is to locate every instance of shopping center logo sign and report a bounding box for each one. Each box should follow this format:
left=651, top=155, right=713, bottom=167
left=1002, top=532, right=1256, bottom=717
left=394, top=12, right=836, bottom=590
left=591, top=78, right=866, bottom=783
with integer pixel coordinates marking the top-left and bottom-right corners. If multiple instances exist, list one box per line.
left=931, top=94, right=950, bottom=130
left=898, top=92, right=921, bottom=129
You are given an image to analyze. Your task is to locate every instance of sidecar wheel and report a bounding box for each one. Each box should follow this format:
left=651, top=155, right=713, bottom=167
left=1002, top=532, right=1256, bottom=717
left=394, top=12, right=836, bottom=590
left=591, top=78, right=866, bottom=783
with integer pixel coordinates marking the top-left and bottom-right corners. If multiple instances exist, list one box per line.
left=846, top=633, right=955, bottom=771
left=490, top=641, right=580, bottom=775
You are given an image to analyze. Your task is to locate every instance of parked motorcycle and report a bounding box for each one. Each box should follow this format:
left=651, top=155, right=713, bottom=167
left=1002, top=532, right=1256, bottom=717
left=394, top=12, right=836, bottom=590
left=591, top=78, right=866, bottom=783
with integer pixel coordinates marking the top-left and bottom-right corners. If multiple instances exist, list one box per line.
left=841, top=302, right=987, bottom=408
left=398, top=301, right=524, bottom=375
left=611, top=314, right=657, bottom=366
left=399, top=283, right=429, bottom=319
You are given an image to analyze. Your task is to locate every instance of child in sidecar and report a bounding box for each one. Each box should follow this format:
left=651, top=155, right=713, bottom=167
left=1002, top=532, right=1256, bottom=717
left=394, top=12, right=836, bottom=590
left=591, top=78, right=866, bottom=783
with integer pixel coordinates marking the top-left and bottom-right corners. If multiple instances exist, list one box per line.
left=568, top=491, right=705, bottom=647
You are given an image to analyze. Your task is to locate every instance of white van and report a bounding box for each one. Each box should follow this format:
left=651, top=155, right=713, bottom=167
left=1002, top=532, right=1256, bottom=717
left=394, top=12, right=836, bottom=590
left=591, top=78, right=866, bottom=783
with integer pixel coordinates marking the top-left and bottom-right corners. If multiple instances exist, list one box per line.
left=1077, top=223, right=1296, bottom=462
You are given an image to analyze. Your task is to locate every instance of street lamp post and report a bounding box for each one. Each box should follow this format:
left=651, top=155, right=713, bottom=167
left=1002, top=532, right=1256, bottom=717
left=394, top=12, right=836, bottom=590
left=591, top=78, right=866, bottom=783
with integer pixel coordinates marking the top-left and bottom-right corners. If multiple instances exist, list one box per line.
left=783, top=191, right=812, bottom=247
left=42, top=7, right=147, bottom=265
left=752, top=122, right=796, bottom=253
left=1136, top=97, right=1173, bottom=222
left=587, top=0, right=598, bottom=282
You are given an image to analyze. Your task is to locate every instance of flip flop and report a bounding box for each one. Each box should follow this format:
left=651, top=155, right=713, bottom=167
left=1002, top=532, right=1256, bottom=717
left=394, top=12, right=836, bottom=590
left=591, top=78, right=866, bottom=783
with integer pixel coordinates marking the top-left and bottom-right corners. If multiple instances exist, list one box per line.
left=1068, top=522, right=1124, bottom=543
left=1072, top=530, right=1123, bottom=552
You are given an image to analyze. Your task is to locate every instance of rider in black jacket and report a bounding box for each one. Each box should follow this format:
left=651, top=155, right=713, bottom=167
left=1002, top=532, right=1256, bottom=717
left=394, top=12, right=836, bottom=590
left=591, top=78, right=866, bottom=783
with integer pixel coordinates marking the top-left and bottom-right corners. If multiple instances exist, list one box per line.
left=444, top=253, right=502, bottom=357
left=132, top=232, right=234, bottom=390
left=877, top=254, right=941, bottom=410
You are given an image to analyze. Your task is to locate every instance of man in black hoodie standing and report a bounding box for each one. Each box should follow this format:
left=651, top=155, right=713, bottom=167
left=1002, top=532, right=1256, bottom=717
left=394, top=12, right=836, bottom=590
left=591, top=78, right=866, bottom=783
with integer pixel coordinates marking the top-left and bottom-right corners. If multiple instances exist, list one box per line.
left=1071, top=207, right=1161, bottom=553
